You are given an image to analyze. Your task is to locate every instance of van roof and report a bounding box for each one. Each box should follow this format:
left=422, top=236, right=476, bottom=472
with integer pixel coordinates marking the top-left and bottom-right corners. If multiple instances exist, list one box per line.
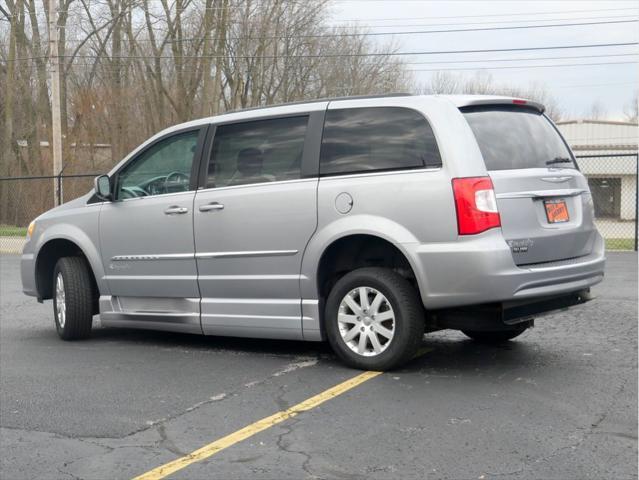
left=165, top=93, right=545, bottom=134
left=223, top=93, right=415, bottom=114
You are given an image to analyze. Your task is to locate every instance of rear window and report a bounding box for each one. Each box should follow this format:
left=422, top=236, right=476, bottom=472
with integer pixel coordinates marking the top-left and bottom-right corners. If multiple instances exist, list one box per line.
left=320, top=107, right=441, bottom=176
left=463, top=106, right=576, bottom=171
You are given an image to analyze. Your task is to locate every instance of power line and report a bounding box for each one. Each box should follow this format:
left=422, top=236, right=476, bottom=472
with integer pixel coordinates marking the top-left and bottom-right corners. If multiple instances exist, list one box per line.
left=32, top=61, right=639, bottom=91
left=71, top=1, right=322, bottom=19
left=405, top=53, right=639, bottom=66
left=63, top=61, right=639, bottom=74
left=50, top=12, right=639, bottom=43
left=270, top=18, right=639, bottom=39
left=326, top=13, right=638, bottom=29
left=53, top=12, right=639, bottom=37
left=54, top=17, right=639, bottom=45
left=409, top=61, right=639, bottom=72
left=109, top=18, right=639, bottom=44
left=69, top=5, right=638, bottom=23
left=9, top=41, right=639, bottom=62
left=334, top=6, right=639, bottom=23
left=58, top=41, right=639, bottom=60
left=52, top=52, right=639, bottom=68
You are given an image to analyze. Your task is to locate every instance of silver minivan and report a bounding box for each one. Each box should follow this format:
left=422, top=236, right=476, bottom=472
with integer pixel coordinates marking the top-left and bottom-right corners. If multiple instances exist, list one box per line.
left=21, top=94, right=605, bottom=370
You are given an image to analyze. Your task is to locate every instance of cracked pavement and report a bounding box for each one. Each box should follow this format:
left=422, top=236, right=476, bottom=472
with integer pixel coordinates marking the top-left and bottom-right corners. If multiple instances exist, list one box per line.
left=1, top=253, right=637, bottom=479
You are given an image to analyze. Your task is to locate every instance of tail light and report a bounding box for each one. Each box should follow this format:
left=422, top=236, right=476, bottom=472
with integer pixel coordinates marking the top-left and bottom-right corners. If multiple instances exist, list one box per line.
left=452, top=177, right=501, bottom=235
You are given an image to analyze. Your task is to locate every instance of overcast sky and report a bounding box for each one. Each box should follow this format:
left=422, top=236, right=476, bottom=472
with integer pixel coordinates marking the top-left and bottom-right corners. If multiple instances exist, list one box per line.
left=326, top=0, right=639, bottom=119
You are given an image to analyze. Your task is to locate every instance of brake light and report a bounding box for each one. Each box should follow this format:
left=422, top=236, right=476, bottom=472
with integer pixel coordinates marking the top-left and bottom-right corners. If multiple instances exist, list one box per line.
left=512, top=99, right=527, bottom=105
left=452, top=177, right=501, bottom=235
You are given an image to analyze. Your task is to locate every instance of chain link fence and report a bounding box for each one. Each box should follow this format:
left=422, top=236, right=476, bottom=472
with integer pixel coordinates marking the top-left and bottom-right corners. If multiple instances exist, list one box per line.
left=575, top=153, right=638, bottom=251
left=0, top=174, right=98, bottom=253
left=1, top=154, right=637, bottom=254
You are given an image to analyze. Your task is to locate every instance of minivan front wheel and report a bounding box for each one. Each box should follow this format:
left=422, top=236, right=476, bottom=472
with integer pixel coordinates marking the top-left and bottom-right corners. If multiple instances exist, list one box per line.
left=53, top=257, right=94, bottom=340
left=325, top=268, right=424, bottom=371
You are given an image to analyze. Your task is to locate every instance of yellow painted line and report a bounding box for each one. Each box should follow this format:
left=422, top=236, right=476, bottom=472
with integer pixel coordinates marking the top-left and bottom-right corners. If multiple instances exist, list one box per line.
left=133, top=370, right=382, bottom=480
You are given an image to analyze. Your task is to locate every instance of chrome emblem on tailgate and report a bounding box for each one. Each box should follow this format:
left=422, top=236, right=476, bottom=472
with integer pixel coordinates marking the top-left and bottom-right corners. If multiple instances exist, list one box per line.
left=507, top=239, right=534, bottom=253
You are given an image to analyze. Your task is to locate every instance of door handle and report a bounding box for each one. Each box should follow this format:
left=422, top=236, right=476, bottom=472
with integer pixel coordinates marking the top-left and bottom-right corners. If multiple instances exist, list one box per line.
left=199, top=202, right=224, bottom=212
left=164, top=206, right=189, bottom=215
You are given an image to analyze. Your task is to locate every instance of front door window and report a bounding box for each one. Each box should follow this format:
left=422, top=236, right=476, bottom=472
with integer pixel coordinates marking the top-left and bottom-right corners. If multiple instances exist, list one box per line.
left=116, top=131, right=199, bottom=199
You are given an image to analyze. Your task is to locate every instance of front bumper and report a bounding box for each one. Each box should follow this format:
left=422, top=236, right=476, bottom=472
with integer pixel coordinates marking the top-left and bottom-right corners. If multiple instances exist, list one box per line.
left=21, top=241, right=38, bottom=298
left=405, top=229, right=605, bottom=310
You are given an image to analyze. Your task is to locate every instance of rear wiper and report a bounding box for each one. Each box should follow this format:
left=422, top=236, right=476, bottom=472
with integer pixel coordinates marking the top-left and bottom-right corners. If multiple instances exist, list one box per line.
left=546, top=157, right=573, bottom=166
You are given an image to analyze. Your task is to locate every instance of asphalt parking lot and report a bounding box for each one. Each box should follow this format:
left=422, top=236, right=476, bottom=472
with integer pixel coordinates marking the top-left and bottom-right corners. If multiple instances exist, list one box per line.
left=1, top=252, right=637, bottom=480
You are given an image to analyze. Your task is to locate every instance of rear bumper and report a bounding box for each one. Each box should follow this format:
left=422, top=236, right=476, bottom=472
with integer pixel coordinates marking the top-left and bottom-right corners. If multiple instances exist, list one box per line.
left=430, top=288, right=593, bottom=331
left=405, top=229, right=605, bottom=310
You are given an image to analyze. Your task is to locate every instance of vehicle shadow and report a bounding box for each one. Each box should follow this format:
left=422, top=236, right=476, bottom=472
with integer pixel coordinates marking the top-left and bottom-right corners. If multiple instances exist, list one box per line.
left=89, top=325, right=334, bottom=358
left=401, top=331, right=553, bottom=374
left=89, top=326, right=554, bottom=374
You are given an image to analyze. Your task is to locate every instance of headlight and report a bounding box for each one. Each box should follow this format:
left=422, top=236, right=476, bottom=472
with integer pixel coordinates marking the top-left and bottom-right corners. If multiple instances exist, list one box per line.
left=27, top=220, right=36, bottom=238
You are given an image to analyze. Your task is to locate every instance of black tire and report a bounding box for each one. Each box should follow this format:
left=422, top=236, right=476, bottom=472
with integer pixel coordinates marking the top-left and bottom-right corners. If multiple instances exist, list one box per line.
left=325, top=267, right=425, bottom=371
left=52, top=257, right=94, bottom=340
left=462, top=325, right=528, bottom=344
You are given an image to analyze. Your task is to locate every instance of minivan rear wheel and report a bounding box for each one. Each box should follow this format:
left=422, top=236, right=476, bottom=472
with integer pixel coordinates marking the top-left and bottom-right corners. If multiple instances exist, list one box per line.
left=53, top=257, right=93, bottom=340
left=462, top=325, right=528, bottom=344
left=325, top=267, right=424, bottom=371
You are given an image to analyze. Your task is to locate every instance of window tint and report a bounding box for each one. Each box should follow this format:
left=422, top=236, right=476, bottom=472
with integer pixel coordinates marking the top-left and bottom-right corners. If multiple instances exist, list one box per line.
left=116, top=130, right=199, bottom=199
left=320, top=107, right=441, bottom=176
left=463, top=107, right=576, bottom=171
left=207, top=116, right=308, bottom=188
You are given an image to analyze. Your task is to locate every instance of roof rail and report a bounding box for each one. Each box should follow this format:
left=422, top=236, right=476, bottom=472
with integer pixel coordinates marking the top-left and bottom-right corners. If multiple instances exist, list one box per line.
left=223, top=93, right=414, bottom=115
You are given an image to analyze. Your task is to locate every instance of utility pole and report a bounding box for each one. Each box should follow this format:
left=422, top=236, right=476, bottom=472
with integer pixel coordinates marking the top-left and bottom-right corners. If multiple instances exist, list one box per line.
left=211, top=0, right=228, bottom=115
left=48, top=0, right=63, bottom=205
left=282, top=24, right=289, bottom=103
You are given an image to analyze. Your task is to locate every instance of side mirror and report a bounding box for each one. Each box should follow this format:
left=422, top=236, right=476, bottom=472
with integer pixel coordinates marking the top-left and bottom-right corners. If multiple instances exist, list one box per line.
left=94, top=175, right=112, bottom=201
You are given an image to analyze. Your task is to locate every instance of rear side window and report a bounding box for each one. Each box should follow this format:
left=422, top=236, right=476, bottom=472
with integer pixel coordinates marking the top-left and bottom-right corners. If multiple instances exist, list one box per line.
left=320, top=107, right=441, bottom=176
left=207, top=116, right=308, bottom=188
left=463, top=107, right=575, bottom=171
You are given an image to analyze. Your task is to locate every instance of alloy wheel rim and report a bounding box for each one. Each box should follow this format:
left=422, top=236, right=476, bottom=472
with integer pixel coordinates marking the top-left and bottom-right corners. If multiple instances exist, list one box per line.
left=55, top=273, right=66, bottom=328
left=337, top=286, right=395, bottom=357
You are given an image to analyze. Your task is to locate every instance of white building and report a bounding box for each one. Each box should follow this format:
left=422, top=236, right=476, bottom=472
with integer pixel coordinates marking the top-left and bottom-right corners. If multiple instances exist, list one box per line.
left=556, top=119, right=638, bottom=221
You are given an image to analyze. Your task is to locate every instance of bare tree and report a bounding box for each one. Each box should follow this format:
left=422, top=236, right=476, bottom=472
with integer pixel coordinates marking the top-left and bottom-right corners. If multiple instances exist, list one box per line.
left=623, top=91, right=638, bottom=123
left=587, top=100, right=607, bottom=120
left=0, top=0, right=413, bottom=183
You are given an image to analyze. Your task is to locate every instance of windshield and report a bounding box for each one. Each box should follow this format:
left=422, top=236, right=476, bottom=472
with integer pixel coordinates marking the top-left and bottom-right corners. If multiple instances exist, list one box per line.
left=462, top=106, right=576, bottom=171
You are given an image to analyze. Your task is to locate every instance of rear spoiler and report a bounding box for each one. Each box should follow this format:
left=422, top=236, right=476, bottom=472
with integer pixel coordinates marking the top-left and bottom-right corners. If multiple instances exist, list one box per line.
left=445, top=96, right=545, bottom=114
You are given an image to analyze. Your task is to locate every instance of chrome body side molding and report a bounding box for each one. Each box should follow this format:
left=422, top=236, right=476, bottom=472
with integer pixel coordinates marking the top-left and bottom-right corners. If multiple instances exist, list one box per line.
left=111, top=250, right=299, bottom=262
left=195, top=250, right=298, bottom=259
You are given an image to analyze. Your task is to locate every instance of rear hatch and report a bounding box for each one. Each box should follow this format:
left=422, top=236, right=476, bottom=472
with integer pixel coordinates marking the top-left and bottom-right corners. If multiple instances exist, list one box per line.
left=462, top=105, right=597, bottom=265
